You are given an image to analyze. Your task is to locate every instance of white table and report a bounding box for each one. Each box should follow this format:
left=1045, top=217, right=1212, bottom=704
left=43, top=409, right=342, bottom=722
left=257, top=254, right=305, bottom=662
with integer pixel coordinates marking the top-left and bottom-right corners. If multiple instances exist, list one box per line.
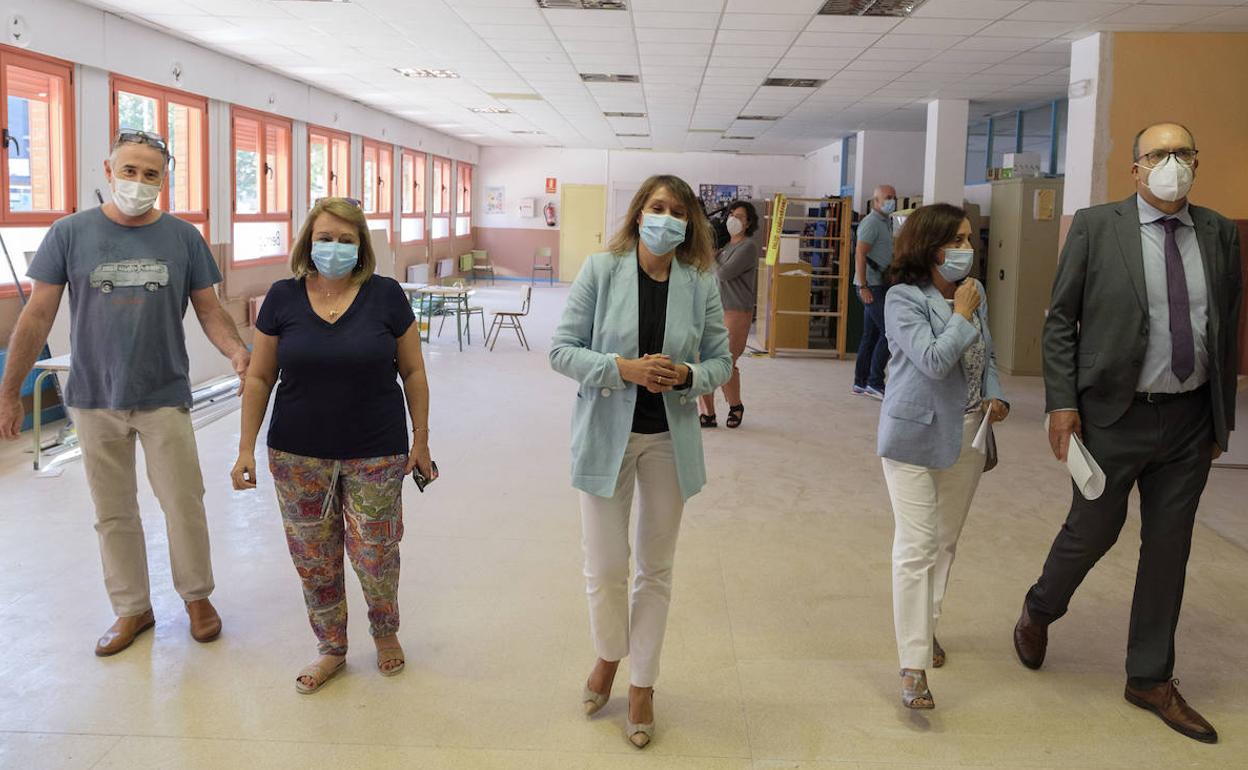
left=31, top=354, right=71, bottom=471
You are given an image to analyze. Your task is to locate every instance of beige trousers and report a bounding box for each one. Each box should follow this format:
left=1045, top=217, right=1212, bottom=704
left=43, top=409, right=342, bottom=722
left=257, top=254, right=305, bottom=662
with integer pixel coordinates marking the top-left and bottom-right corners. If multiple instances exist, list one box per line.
left=70, top=407, right=214, bottom=617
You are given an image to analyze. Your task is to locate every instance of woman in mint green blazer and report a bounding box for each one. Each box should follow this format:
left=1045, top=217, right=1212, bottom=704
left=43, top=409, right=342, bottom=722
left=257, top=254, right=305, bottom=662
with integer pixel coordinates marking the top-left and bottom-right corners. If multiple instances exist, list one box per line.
left=550, top=175, right=731, bottom=750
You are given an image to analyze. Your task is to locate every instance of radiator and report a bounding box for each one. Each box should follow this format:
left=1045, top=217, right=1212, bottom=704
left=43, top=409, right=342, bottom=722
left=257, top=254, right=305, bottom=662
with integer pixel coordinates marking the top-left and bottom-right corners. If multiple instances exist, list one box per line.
left=248, top=294, right=266, bottom=327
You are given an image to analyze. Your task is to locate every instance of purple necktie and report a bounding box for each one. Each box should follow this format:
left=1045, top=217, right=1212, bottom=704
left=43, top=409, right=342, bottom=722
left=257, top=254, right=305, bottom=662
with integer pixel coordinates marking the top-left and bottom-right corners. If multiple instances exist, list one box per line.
left=1159, top=217, right=1195, bottom=382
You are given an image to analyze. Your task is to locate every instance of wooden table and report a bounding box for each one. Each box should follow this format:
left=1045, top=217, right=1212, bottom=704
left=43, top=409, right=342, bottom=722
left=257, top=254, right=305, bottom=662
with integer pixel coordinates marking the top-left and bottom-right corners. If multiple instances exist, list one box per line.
left=31, top=354, right=72, bottom=471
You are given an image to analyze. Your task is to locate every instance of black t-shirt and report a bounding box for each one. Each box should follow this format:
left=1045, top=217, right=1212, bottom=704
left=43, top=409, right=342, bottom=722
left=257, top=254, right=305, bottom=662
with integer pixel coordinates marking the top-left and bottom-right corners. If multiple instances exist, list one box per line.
left=632, top=262, right=670, bottom=434
left=255, top=275, right=415, bottom=459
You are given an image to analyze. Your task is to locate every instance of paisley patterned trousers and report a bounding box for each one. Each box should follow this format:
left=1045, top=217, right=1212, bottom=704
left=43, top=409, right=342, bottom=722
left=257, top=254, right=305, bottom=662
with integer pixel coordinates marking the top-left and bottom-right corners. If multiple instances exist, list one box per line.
left=269, top=449, right=407, bottom=655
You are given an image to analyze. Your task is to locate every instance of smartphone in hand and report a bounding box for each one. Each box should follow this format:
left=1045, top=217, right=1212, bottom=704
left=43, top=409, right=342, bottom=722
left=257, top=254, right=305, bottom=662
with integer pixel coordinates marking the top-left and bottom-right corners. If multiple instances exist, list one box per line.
left=412, top=461, right=439, bottom=492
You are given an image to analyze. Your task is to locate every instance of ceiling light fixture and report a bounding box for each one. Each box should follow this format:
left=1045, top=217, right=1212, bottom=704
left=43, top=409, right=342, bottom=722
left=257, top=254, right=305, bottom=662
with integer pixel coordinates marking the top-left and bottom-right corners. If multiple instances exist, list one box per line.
left=736, top=115, right=781, bottom=121
left=511, top=130, right=545, bottom=134
left=537, top=1, right=627, bottom=9
left=723, top=135, right=755, bottom=140
left=616, top=132, right=649, bottom=137
left=488, top=92, right=544, bottom=101
left=817, top=0, right=927, bottom=17
left=763, top=78, right=826, bottom=88
left=469, top=106, right=513, bottom=114
left=395, top=67, right=460, bottom=79
left=581, top=73, right=640, bottom=83
left=603, top=111, right=646, bottom=118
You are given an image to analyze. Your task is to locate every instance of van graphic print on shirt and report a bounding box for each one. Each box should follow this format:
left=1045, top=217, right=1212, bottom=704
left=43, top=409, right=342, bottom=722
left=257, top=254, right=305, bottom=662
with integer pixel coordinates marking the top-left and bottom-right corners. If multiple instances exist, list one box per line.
left=88, top=259, right=170, bottom=293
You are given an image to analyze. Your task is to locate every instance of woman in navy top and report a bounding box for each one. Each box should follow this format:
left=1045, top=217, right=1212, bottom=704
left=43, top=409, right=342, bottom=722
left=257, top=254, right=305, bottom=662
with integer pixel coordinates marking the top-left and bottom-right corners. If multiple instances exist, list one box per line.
left=230, top=197, right=435, bottom=694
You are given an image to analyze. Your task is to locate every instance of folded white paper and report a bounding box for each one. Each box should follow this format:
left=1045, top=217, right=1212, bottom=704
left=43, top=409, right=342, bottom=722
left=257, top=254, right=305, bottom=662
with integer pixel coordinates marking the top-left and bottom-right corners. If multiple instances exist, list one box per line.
left=972, top=410, right=993, bottom=454
left=1065, top=433, right=1106, bottom=500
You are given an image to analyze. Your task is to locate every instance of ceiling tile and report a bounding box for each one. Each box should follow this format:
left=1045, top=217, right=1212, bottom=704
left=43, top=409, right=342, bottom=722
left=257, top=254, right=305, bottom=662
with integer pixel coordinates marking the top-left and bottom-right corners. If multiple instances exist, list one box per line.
left=979, top=20, right=1081, bottom=36
left=632, top=11, right=721, bottom=28
left=1007, top=2, right=1127, bottom=22
left=716, top=29, right=802, bottom=45
left=719, top=13, right=811, bottom=31
left=1098, top=5, right=1229, bottom=24
left=873, top=33, right=967, bottom=49
left=891, top=18, right=991, bottom=35
left=795, top=31, right=887, bottom=47
left=911, top=0, right=1029, bottom=20
left=636, top=26, right=716, bottom=43
left=804, top=16, right=902, bottom=33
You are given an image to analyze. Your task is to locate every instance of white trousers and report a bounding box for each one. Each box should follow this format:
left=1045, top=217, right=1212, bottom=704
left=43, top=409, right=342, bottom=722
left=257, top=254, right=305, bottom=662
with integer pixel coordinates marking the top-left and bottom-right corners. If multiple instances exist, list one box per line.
left=882, top=412, right=984, bottom=670
left=579, top=432, right=685, bottom=688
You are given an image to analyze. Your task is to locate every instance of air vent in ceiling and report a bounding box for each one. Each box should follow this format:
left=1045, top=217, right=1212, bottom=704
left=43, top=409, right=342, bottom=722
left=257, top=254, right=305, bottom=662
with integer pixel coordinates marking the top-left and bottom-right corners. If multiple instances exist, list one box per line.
left=537, top=0, right=627, bottom=8
left=604, top=111, right=646, bottom=118
left=736, top=115, right=781, bottom=121
left=469, top=107, right=513, bottom=114
left=488, top=92, right=544, bottom=101
left=581, top=73, right=640, bottom=83
left=817, top=0, right=927, bottom=17
left=616, top=132, right=649, bottom=137
left=763, top=78, right=825, bottom=88
left=723, top=135, right=755, bottom=140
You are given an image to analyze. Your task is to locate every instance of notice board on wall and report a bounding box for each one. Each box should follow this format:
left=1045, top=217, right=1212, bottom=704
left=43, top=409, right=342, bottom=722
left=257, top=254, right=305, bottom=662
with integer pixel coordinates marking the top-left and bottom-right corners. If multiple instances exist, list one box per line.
left=699, top=184, right=753, bottom=212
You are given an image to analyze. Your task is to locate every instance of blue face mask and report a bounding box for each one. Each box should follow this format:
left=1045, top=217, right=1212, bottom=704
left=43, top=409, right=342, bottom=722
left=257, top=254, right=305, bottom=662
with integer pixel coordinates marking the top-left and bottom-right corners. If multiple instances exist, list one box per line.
left=639, top=213, right=688, bottom=256
left=937, top=247, right=974, bottom=283
left=311, top=241, right=359, bottom=279
left=879, top=199, right=897, bottom=215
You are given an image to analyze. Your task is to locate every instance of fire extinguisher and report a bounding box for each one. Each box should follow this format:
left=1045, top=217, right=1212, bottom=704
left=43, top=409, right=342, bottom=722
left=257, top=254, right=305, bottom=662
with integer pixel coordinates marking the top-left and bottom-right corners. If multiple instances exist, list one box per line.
left=544, top=200, right=557, bottom=227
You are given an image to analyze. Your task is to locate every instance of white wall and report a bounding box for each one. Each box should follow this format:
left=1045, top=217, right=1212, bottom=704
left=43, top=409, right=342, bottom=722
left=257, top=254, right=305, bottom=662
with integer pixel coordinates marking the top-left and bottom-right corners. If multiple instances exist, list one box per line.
left=854, top=130, right=927, bottom=214
left=804, top=140, right=845, bottom=200
left=1063, top=33, right=1112, bottom=215
left=474, top=148, right=808, bottom=231
left=474, top=148, right=608, bottom=230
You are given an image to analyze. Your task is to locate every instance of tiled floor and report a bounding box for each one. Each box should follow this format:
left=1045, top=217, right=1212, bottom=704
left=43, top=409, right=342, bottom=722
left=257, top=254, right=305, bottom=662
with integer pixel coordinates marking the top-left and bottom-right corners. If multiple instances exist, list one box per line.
left=0, top=283, right=1244, bottom=769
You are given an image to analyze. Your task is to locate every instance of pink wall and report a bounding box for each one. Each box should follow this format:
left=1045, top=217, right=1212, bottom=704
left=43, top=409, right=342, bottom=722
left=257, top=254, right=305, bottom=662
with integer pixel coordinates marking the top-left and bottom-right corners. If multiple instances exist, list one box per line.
left=473, top=227, right=560, bottom=280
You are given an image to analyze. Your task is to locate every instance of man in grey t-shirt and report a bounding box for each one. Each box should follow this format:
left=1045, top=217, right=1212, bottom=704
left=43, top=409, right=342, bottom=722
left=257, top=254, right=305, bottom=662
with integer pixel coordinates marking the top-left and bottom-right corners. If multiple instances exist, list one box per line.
left=852, top=185, right=897, bottom=400
left=0, top=132, right=249, bottom=656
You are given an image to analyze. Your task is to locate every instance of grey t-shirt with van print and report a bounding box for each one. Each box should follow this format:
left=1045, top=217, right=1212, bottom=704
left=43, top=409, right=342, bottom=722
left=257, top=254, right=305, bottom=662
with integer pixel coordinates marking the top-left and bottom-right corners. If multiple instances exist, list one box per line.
left=26, top=208, right=222, bottom=410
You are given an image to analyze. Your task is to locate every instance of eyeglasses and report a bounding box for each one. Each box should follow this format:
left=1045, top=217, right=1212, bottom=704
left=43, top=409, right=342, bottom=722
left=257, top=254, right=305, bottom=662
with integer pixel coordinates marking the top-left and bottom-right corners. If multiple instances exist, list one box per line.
left=114, top=130, right=170, bottom=157
left=1135, top=148, right=1198, bottom=168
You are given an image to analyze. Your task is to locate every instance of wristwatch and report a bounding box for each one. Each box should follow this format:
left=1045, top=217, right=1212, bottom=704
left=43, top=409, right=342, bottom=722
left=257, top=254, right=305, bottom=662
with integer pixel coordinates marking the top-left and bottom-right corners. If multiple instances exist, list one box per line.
left=674, top=367, right=694, bottom=391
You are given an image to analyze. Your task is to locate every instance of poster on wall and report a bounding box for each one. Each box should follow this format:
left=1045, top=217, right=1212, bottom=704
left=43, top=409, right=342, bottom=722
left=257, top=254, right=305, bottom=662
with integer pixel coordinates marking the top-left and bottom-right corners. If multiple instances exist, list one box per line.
left=486, top=186, right=505, bottom=215
left=519, top=197, right=535, bottom=218
left=698, top=184, right=753, bottom=212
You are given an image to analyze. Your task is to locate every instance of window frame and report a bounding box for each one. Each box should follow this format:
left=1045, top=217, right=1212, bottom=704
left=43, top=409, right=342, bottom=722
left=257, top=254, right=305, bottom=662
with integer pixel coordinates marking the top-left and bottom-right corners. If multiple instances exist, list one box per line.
left=110, top=74, right=209, bottom=238
left=455, top=162, right=473, bottom=238
left=0, top=45, right=77, bottom=298
left=230, top=106, right=293, bottom=268
left=400, top=148, right=426, bottom=244
left=430, top=155, right=451, bottom=241
left=308, top=124, right=352, bottom=203
left=362, top=138, right=393, bottom=219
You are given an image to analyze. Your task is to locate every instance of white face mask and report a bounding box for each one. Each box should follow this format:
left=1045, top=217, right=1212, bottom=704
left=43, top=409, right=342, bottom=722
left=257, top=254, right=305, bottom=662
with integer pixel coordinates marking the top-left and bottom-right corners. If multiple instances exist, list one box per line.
left=725, top=216, right=744, bottom=236
left=1138, top=154, right=1194, bottom=202
left=111, top=178, right=161, bottom=217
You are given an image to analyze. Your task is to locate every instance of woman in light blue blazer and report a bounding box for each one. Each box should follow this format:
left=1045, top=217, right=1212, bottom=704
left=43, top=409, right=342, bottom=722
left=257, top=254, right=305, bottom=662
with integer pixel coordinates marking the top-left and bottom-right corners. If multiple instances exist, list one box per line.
left=877, top=203, right=1010, bottom=710
left=551, top=174, right=731, bottom=749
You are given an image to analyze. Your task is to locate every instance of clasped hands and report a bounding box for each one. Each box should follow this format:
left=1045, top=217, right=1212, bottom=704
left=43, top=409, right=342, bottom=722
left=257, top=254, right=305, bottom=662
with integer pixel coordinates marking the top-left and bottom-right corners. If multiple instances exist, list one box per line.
left=618, top=354, right=689, bottom=394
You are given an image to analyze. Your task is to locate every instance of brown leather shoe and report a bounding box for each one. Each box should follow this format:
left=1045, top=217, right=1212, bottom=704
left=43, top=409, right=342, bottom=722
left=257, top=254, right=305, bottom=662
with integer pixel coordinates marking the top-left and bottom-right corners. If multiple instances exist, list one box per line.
left=95, top=609, right=156, bottom=656
left=1013, top=602, right=1048, bottom=670
left=1125, top=679, right=1217, bottom=744
left=185, top=598, right=222, bottom=643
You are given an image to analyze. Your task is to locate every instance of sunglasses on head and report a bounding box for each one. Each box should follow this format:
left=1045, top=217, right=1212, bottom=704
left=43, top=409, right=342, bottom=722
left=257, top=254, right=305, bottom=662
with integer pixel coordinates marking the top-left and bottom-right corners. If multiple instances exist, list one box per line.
left=115, top=129, right=170, bottom=156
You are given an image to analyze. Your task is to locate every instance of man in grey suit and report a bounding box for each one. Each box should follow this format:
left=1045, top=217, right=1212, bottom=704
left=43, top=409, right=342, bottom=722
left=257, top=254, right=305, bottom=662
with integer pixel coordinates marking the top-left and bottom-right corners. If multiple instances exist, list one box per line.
left=1013, top=123, right=1242, bottom=743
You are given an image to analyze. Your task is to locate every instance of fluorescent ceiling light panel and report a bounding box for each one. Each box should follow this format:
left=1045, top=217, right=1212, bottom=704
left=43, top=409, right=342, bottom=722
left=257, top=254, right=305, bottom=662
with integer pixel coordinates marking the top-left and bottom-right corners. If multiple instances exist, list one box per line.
left=394, top=67, right=460, bottom=79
